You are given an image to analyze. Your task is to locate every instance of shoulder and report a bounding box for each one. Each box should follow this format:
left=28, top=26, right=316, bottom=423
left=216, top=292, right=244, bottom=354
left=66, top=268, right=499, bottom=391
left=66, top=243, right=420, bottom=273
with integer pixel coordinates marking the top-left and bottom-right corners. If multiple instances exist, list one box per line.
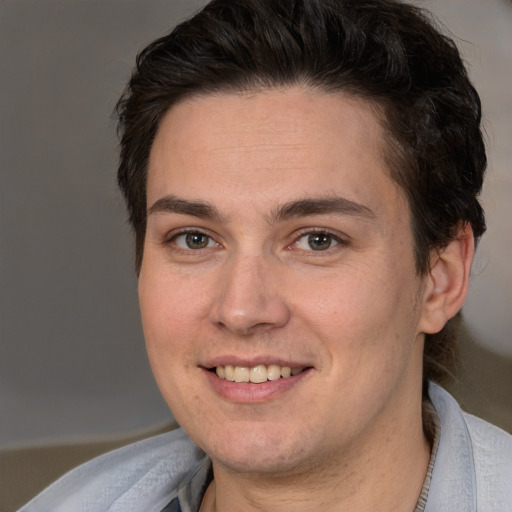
left=17, top=428, right=206, bottom=512
left=427, top=382, right=512, bottom=512
left=463, top=411, right=512, bottom=507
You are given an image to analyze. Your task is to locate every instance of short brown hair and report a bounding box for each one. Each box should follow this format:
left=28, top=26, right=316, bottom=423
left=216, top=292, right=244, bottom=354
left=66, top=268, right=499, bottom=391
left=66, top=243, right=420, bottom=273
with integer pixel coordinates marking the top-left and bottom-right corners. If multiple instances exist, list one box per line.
left=116, top=0, right=486, bottom=384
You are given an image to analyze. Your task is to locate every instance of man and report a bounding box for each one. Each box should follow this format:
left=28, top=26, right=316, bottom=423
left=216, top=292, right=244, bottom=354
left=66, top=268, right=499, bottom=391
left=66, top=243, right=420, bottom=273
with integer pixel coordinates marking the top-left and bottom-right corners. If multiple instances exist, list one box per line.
left=18, top=0, right=512, bottom=511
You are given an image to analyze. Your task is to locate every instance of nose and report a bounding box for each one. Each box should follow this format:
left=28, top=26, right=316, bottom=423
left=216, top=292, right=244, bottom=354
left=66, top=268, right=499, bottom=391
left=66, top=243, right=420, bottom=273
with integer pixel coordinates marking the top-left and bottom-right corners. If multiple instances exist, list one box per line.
left=209, top=254, right=291, bottom=336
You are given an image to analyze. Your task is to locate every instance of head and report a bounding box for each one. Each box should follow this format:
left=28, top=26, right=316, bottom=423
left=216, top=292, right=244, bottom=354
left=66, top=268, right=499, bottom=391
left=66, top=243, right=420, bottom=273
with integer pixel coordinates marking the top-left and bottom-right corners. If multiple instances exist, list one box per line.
left=117, top=0, right=486, bottom=389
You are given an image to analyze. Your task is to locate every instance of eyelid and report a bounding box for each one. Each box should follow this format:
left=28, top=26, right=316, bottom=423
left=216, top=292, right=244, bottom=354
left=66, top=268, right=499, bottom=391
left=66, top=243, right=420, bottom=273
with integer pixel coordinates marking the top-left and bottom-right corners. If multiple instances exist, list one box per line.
left=164, top=227, right=222, bottom=249
left=161, top=225, right=348, bottom=252
left=290, top=227, right=349, bottom=250
left=294, top=227, right=348, bottom=241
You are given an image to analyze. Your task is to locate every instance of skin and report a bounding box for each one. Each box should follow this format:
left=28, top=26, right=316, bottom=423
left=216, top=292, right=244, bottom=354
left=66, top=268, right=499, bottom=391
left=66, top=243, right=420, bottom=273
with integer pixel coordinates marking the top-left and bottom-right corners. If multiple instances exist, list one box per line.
left=139, top=87, right=473, bottom=511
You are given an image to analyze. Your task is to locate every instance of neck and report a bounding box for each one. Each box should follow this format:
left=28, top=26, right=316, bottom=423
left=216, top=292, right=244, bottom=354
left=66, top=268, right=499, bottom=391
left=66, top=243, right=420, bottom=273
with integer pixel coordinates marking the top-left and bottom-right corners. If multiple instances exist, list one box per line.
left=202, top=399, right=430, bottom=512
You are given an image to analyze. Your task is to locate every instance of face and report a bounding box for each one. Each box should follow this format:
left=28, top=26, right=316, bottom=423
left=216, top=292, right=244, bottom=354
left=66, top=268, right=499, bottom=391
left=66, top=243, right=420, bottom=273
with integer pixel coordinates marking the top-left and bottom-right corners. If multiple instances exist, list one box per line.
left=139, top=88, right=428, bottom=476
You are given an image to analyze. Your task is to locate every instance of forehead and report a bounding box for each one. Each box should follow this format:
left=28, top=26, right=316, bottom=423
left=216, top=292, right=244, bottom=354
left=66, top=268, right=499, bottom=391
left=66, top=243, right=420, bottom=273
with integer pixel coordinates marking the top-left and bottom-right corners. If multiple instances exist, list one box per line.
left=147, top=87, right=406, bottom=222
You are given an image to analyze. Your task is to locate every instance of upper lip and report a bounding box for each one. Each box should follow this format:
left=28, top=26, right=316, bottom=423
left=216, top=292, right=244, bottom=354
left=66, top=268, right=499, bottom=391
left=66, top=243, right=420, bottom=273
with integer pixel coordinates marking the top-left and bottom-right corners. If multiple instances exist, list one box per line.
left=203, top=355, right=312, bottom=369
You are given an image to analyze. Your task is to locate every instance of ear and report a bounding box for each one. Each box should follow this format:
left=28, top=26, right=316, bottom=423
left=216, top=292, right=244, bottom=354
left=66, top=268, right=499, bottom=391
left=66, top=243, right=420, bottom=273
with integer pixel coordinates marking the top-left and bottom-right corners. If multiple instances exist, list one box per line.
left=419, top=224, right=475, bottom=334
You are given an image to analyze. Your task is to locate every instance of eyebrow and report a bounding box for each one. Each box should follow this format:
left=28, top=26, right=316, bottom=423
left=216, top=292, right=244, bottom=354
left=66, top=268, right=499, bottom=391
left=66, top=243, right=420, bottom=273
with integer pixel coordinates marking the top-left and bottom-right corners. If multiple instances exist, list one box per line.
left=147, top=195, right=375, bottom=224
left=148, top=195, right=224, bottom=221
left=271, top=197, right=375, bottom=223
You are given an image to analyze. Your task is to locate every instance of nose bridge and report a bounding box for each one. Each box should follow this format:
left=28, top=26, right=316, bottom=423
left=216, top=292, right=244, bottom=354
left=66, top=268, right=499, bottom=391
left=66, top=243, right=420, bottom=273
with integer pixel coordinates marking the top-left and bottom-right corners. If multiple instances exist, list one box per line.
left=210, top=250, right=290, bottom=336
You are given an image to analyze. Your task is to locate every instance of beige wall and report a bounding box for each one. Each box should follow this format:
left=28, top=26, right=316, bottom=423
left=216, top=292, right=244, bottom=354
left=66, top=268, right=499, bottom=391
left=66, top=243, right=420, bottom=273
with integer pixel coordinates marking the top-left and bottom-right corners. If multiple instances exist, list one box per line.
left=427, top=0, right=512, bottom=360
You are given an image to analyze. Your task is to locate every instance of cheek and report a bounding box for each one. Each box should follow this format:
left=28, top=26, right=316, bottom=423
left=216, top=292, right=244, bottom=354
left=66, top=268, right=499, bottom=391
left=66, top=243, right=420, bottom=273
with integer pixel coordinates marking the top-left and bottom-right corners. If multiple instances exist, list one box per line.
left=138, top=271, right=210, bottom=419
left=139, top=262, right=210, bottom=334
left=138, top=268, right=207, bottom=380
left=296, top=262, right=399, bottom=332
left=294, top=258, right=421, bottom=370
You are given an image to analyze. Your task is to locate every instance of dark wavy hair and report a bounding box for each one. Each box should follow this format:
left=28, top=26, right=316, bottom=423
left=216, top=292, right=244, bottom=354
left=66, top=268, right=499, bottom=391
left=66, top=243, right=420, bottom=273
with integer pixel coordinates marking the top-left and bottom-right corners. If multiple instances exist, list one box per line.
left=116, top=0, right=486, bottom=385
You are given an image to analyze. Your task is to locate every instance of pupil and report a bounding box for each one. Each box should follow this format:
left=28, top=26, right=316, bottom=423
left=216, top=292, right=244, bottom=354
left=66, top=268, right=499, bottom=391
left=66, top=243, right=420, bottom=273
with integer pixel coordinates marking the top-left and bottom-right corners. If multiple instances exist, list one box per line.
left=308, top=234, right=331, bottom=250
left=186, top=233, right=209, bottom=249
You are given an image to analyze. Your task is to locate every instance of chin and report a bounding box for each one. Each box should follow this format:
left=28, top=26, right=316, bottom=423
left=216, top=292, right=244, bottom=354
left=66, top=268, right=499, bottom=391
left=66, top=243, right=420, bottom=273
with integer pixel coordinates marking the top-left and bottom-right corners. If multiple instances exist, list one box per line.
left=213, top=448, right=304, bottom=476
left=196, top=422, right=319, bottom=476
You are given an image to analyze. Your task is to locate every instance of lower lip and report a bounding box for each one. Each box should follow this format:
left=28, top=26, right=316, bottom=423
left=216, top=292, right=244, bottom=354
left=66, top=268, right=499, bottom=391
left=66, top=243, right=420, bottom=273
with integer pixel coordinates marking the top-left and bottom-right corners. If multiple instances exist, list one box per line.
left=202, top=368, right=311, bottom=403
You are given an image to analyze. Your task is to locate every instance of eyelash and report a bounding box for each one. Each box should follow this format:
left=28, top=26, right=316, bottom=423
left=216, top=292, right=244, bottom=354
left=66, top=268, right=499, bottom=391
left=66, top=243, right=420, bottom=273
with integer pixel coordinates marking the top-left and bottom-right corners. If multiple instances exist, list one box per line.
left=164, top=227, right=348, bottom=254
left=291, top=228, right=348, bottom=252
left=165, top=228, right=220, bottom=252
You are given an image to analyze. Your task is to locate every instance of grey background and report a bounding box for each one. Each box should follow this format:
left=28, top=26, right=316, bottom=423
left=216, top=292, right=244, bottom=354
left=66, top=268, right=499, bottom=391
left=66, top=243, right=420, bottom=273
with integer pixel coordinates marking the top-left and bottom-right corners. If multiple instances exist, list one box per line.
left=1, top=0, right=511, bottom=450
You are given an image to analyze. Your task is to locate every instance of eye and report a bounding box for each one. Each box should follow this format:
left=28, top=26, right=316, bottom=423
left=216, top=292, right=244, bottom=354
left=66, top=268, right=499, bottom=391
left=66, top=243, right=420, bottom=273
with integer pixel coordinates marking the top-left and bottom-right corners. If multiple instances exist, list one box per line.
left=174, top=231, right=217, bottom=250
left=295, top=232, right=340, bottom=251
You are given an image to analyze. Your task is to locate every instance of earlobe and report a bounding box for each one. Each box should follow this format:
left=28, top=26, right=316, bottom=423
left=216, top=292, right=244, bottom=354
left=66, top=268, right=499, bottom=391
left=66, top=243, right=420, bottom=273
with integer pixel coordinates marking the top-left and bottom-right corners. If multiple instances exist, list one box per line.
left=419, top=224, right=475, bottom=334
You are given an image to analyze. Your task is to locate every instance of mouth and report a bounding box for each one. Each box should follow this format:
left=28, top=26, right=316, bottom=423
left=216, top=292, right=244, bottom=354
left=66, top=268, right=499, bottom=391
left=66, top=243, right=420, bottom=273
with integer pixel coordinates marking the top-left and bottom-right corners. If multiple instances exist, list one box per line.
left=211, top=364, right=309, bottom=383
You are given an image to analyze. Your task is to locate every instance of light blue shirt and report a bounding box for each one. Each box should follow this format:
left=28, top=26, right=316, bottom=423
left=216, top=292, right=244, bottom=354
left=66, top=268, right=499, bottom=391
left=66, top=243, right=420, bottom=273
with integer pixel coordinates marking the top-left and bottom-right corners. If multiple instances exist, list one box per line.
left=18, top=383, right=512, bottom=512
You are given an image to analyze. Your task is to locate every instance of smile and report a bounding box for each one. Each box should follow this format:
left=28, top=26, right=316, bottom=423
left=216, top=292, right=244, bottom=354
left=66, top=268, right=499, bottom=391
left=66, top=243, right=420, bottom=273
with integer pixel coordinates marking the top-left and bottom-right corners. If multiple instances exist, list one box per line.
left=214, top=364, right=305, bottom=383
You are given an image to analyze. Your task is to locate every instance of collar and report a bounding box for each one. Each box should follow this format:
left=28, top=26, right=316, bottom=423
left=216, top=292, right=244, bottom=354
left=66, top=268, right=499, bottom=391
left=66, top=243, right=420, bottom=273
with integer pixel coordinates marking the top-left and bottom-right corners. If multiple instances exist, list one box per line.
left=425, top=381, right=477, bottom=511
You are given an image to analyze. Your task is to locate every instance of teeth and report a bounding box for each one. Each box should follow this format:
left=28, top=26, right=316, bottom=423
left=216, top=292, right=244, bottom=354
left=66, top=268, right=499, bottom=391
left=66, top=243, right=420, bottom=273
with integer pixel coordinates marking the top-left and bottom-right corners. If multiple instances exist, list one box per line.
left=250, top=365, right=267, bottom=383
left=280, top=366, right=291, bottom=378
left=234, top=366, right=249, bottom=383
left=224, top=365, right=235, bottom=382
left=214, top=364, right=305, bottom=383
left=267, top=364, right=281, bottom=381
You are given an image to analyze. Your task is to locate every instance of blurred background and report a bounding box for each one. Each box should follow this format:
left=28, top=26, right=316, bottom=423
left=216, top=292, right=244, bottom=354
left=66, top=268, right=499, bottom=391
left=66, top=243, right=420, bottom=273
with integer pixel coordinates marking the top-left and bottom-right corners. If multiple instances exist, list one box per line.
left=1, top=0, right=511, bottom=509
